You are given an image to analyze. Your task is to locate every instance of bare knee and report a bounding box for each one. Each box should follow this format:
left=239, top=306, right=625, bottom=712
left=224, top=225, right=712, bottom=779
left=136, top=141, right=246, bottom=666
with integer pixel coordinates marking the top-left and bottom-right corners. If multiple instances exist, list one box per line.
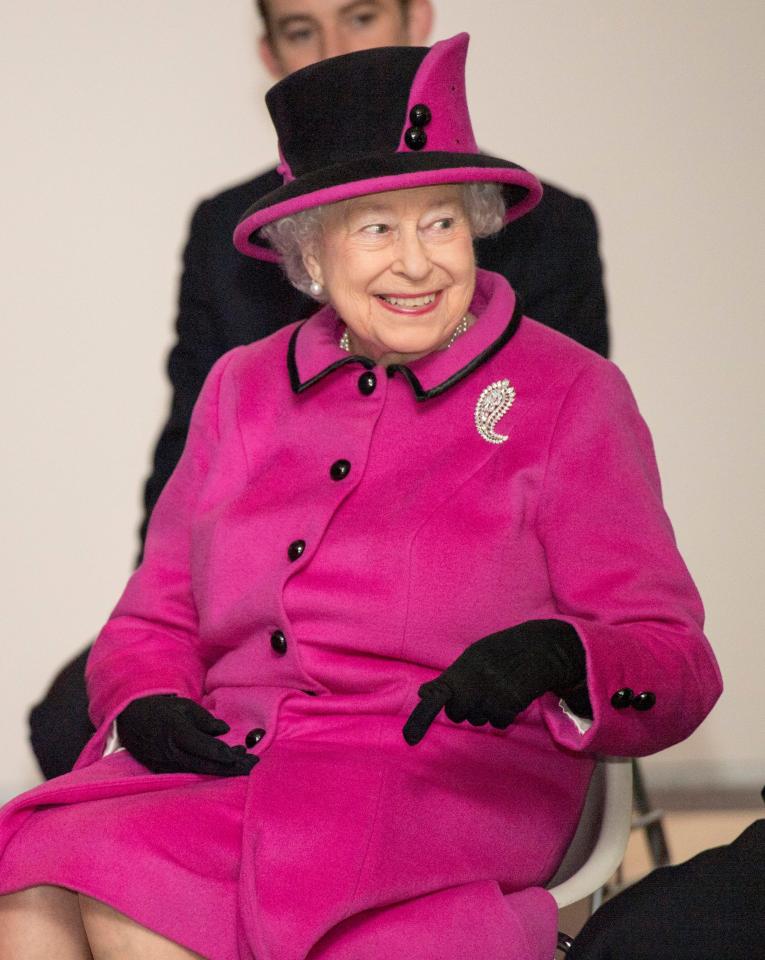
left=78, top=896, right=133, bottom=956
left=79, top=895, right=204, bottom=959
left=1, top=883, right=74, bottom=909
left=0, top=886, right=91, bottom=960
left=0, top=884, right=81, bottom=925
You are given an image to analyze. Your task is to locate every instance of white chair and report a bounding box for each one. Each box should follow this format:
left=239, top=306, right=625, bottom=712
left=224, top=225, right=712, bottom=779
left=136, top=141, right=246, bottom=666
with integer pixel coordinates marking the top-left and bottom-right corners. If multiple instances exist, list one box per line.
left=546, top=758, right=634, bottom=955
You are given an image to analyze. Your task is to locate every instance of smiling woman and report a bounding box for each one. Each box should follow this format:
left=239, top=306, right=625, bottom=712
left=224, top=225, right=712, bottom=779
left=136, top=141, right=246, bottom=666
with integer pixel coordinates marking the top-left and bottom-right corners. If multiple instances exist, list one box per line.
left=261, top=182, right=505, bottom=364
left=306, top=184, right=478, bottom=364
left=0, top=31, right=721, bottom=960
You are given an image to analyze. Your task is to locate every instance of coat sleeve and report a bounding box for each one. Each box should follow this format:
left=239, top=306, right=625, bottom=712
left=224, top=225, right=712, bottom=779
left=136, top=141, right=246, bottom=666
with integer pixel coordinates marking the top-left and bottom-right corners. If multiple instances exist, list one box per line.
left=80, top=351, right=236, bottom=766
left=536, top=359, right=722, bottom=757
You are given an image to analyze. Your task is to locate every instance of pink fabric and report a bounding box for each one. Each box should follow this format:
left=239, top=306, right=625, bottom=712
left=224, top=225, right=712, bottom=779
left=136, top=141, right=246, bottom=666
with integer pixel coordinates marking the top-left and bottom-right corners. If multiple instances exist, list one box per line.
left=276, top=143, right=295, bottom=184
left=396, top=33, right=479, bottom=155
left=308, top=885, right=558, bottom=960
left=0, top=759, right=247, bottom=958
left=0, top=271, right=722, bottom=960
left=233, top=167, right=543, bottom=261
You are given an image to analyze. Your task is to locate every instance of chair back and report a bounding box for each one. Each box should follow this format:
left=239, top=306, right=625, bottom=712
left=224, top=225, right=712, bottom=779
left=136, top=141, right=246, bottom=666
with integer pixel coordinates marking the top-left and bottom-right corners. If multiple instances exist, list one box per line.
left=547, top=758, right=633, bottom=908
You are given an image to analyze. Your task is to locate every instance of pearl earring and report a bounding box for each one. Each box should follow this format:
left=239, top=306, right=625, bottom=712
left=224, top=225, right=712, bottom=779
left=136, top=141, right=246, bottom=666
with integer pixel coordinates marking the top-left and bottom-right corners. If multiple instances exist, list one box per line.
left=309, top=280, right=324, bottom=298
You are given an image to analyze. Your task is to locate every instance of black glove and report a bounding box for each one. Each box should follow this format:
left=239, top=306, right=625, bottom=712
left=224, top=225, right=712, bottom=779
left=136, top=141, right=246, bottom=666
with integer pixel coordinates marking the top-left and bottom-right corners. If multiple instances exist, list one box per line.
left=116, top=694, right=258, bottom=776
left=403, top=620, right=590, bottom=745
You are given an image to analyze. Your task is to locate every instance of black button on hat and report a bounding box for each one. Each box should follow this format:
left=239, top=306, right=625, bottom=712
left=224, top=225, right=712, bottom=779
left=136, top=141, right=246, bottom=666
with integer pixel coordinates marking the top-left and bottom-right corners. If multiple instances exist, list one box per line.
left=287, top=539, right=306, bottom=561
left=245, top=728, right=266, bottom=748
left=632, top=691, right=656, bottom=711
left=405, top=103, right=431, bottom=151
left=610, top=688, right=634, bottom=709
left=404, top=126, right=427, bottom=150
left=409, top=103, right=432, bottom=126
left=330, top=459, right=351, bottom=481
left=271, top=630, right=288, bottom=655
left=358, top=372, right=377, bottom=395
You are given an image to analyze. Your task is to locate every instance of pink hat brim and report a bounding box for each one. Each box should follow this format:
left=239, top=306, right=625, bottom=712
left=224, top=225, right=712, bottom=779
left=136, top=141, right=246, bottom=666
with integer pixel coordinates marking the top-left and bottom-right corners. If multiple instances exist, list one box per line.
left=234, top=164, right=543, bottom=262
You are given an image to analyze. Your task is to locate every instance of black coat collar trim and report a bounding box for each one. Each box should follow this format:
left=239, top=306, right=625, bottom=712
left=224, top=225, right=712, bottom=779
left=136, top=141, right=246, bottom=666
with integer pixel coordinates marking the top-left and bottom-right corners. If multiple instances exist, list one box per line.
left=287, top=324, right=374, bottom=394
left=385, top=297, right=523, bottom=400
left=287, top=291, right=523, bottom=400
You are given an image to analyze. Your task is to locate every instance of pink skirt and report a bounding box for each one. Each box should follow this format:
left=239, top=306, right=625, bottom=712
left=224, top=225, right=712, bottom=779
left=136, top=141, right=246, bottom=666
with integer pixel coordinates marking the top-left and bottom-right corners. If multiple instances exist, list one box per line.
left=0, top=721, right=568, bottom=960
left=0, top=774, right=248, bottom=959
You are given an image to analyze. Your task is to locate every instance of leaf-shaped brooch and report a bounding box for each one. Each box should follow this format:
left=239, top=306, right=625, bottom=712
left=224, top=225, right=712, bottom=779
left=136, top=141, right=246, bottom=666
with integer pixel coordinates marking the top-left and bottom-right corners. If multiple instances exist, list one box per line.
left=474, top=379, right=516, bottom=444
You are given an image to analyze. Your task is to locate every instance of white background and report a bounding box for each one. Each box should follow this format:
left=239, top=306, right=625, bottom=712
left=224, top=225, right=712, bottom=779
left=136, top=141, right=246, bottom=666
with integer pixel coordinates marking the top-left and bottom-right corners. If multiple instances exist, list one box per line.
left=1, top=1, right=763, bottom=801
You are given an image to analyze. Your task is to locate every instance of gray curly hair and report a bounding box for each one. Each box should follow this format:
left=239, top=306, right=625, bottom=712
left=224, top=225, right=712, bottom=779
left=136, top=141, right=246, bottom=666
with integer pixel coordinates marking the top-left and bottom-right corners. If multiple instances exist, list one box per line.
left=259, top=182, right=506, bottom=300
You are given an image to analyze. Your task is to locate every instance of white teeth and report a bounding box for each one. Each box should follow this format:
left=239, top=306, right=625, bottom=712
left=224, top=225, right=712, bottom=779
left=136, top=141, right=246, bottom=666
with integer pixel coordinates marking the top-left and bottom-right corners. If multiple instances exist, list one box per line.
left=380, top=293, right=436, bottom=308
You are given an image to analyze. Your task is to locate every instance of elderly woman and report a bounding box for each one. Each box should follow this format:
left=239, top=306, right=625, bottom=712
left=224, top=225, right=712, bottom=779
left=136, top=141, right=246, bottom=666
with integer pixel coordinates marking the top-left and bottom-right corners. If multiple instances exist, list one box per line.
left=0, top=34, right=721, bottom=960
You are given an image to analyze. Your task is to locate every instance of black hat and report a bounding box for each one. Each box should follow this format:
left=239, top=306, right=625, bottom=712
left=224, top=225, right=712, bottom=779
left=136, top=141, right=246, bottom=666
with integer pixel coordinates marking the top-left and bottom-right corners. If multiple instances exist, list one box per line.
left=234, top=33, right=542, bottom=262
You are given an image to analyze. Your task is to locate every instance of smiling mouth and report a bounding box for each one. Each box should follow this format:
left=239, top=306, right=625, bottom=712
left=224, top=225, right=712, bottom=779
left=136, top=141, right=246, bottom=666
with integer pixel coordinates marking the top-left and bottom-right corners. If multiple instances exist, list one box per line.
left=375, top=291, right=441, bottom=315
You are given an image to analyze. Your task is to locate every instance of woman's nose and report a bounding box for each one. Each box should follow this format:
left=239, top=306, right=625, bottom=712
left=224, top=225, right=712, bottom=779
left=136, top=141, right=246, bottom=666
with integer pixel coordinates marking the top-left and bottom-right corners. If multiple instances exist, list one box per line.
left=391, top=230, right=431, bottom=280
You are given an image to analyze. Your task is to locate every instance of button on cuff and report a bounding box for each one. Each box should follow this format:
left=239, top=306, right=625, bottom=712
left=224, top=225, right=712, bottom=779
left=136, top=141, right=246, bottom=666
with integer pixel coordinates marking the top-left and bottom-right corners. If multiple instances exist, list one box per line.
left=632, top=691, right=656, bottom=711
left=610, top=688, right=634, bottom=709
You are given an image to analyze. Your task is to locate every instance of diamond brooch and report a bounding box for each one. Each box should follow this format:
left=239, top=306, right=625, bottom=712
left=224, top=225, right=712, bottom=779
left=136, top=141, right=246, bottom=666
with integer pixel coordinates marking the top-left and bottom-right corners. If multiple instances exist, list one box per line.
left=475, top=379, right=516, bottom=444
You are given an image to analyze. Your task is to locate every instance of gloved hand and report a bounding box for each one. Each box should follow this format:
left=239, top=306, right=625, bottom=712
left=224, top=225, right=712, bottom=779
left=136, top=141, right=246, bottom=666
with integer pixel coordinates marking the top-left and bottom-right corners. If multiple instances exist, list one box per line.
left=116, top=694, right=258, bottom=776
left=403, top=620, right=590, bottom=745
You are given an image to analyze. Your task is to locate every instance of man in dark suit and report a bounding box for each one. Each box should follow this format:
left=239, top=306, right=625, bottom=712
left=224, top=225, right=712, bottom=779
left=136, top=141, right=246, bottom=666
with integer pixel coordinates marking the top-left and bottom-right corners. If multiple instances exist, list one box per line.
left=567, top=791, right=765, bottom=959
left=29, top=0, right=608, bottom=779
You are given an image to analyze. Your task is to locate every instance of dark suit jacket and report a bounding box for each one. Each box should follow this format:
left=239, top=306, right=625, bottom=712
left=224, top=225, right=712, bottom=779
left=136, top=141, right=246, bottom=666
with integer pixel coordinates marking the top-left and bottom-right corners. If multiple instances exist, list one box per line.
left=139, top=169, right=608, bottom=548
left=568, top=813, right=765, bottom=959
left=30, top=169, right=608, bottom=779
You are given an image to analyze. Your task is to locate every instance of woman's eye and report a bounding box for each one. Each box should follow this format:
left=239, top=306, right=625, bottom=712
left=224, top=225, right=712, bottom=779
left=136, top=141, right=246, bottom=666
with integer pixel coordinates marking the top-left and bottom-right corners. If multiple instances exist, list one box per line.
left=362, top=223, right=390, bottom=235
left=423, top=217, right=455, bottom=233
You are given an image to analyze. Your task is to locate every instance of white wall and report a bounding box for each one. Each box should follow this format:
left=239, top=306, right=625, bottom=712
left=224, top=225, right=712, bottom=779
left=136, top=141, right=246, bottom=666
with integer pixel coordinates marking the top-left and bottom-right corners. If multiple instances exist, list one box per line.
left=2, top=1, right=763, bottom=801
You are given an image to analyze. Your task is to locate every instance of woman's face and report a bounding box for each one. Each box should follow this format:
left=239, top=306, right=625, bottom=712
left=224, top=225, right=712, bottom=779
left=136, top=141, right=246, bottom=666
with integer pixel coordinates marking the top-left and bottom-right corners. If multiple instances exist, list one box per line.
left=304, top=184, right=476, bottom=365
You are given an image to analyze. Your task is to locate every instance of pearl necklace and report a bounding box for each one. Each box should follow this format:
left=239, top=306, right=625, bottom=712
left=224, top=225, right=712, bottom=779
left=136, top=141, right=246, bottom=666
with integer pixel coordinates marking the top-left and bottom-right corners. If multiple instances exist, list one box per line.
left=339, top=314, right=473, bottom=354
left=446, top=315, right=471, bottom=347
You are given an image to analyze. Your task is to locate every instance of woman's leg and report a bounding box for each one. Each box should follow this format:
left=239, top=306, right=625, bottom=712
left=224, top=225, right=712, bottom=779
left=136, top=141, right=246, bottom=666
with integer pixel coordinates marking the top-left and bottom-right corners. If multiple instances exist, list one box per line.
left=78, top=894, right=206, bottom=959
left=0, top=885, right=93, bottom=960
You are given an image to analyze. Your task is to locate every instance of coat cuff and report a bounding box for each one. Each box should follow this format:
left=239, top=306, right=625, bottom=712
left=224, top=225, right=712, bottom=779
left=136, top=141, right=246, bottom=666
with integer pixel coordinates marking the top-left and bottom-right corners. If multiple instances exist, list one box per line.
left=74, top=683, right=194, bottom=769
left=540, top=617, right=721, bottom=757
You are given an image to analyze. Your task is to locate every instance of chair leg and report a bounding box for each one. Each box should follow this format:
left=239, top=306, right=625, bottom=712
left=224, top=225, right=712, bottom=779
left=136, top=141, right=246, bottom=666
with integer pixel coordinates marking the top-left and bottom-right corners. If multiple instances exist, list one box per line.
left=631, top=758, right=671, bottom=867
left=556, top=931, right=574, bottom=955
left=590, top=885, right=605, bottom=913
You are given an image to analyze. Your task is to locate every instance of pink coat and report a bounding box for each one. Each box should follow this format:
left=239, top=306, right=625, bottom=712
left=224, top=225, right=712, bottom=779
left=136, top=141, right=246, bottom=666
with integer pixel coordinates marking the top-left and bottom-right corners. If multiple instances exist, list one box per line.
left=0, top=271, right=721, bottom=959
